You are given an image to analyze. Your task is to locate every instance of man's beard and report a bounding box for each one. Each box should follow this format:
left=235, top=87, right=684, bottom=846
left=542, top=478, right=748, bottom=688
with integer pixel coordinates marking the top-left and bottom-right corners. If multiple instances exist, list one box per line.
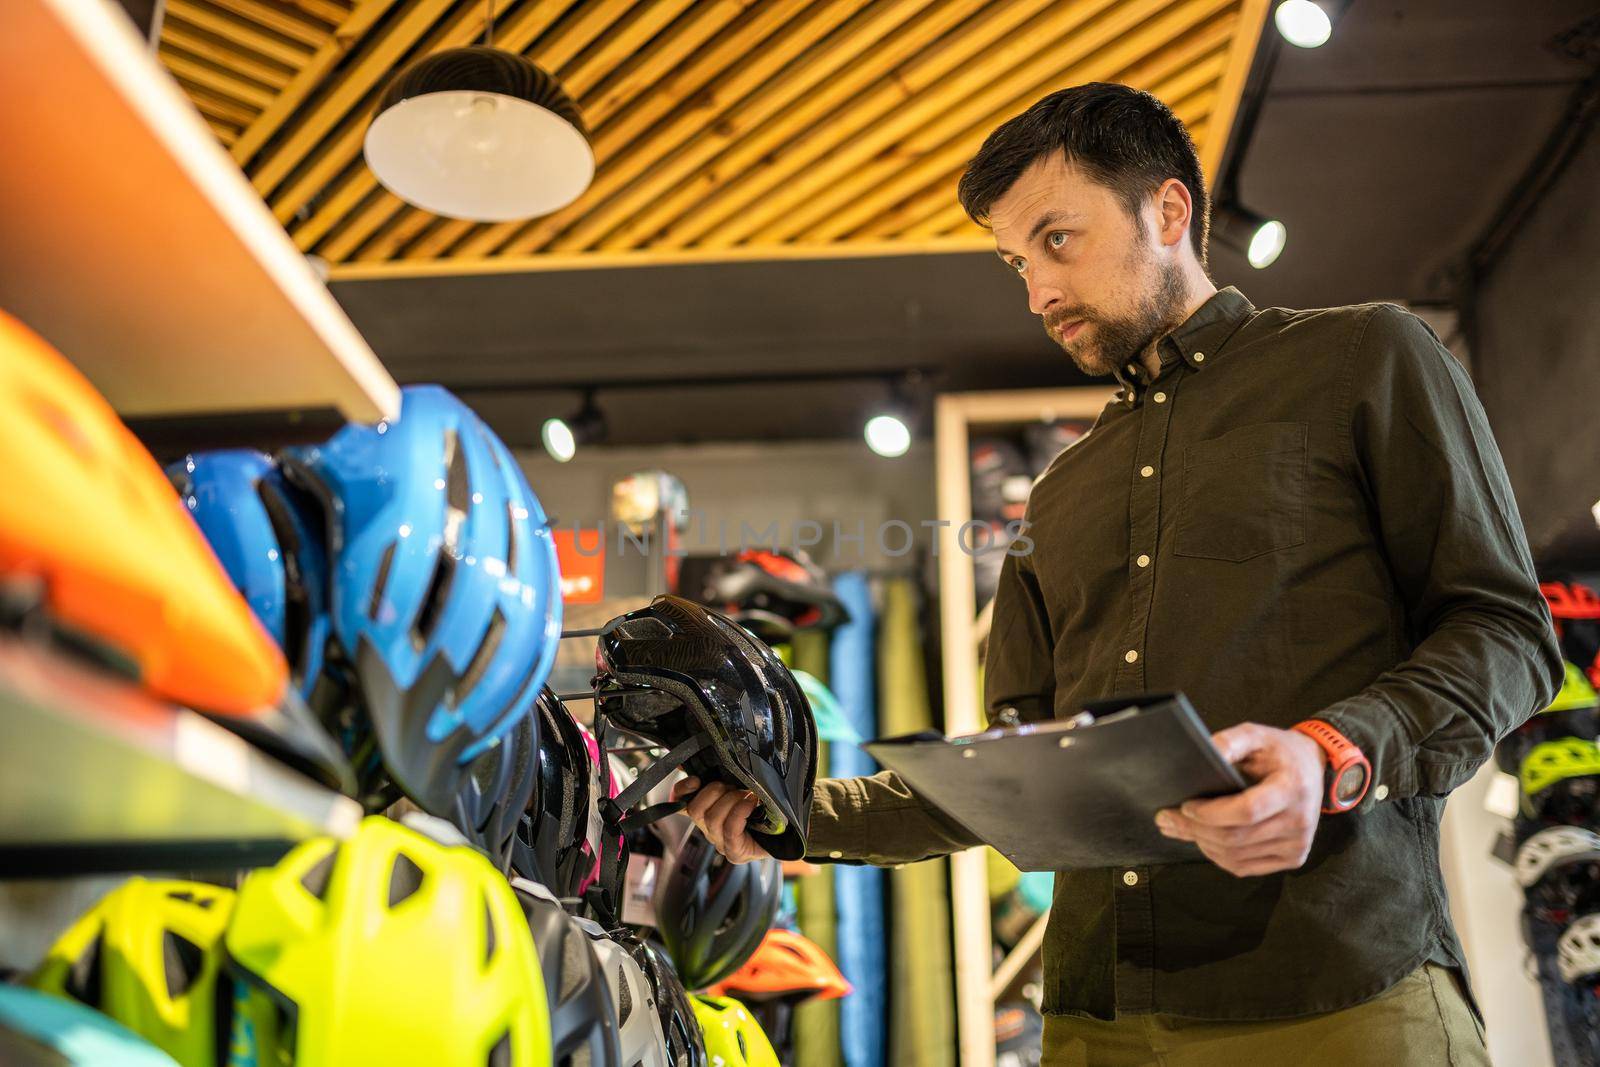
left=1045, top=254, right=1189, bottom=378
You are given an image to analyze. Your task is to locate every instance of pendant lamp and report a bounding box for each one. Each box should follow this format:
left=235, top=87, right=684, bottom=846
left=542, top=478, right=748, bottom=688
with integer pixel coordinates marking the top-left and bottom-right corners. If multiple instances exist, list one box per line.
left=365, top=44, right=593, bottom=222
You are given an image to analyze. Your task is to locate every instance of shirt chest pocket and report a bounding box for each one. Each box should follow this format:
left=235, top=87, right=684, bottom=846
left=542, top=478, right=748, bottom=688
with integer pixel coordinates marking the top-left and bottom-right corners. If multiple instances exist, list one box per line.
left=1174, top=421, right=1308, bottom=562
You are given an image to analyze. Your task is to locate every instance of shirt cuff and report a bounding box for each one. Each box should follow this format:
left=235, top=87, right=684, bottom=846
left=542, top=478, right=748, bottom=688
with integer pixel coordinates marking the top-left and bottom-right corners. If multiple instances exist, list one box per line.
left=803, top=777, right=869, bottom=863
left=1315, top=692, right=1417, bottom=807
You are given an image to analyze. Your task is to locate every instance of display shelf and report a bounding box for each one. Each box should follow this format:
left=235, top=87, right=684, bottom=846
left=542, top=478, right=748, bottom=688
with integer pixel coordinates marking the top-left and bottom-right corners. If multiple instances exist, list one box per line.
left=933, top=386, right=1118, bottom=1067
left=0, top=0, right=398, bottom=423
left=990, top=911, right=1050, bottom=1002
left=0, top=637, right=362, bottom=877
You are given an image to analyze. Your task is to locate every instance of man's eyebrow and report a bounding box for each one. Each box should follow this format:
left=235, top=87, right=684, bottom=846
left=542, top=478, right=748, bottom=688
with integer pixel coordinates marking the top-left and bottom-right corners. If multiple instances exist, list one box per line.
left=994, top=209, right=1084, bottom=259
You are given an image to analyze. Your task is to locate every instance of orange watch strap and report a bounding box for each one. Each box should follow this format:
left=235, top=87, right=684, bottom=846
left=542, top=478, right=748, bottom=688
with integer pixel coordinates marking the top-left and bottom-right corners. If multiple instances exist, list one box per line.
left=1292, top=719, right=1372, bottom=814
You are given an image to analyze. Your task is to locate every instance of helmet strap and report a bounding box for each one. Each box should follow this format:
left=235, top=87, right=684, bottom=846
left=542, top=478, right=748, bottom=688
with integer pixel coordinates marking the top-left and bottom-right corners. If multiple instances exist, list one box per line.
left=588, top=716, right=712, bottom=926
left=595, top=726, right=710, bottom=831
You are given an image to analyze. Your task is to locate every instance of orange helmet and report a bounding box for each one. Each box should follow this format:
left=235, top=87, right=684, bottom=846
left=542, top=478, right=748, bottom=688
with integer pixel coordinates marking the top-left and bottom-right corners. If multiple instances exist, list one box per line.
left=0, top=308, right=285, bottom=714
left=705, top=928, right=852, bottom=1004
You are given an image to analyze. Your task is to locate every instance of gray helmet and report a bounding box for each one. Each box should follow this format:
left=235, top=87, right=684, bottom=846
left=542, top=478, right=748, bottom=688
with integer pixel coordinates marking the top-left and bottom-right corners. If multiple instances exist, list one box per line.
left=654, top=828, right=782, bottom=991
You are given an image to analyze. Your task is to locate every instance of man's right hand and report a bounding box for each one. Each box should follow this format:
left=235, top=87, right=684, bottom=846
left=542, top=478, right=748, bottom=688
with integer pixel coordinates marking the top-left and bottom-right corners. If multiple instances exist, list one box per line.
left=671, top=776, right=774, bottom=865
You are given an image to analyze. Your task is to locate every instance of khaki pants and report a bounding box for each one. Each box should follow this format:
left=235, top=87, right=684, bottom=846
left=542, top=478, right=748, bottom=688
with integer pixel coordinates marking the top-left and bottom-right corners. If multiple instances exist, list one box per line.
left=1041, top=964, right=1489, bottom=1067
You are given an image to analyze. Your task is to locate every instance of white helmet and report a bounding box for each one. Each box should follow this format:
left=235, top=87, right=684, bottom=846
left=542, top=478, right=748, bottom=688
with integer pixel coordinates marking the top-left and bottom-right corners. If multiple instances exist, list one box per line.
left=1558, top=913, right=1600, bottom=983
left=577, top=918, right=673, bottom=1067
left=1516, top=826, right=1600, bottom=888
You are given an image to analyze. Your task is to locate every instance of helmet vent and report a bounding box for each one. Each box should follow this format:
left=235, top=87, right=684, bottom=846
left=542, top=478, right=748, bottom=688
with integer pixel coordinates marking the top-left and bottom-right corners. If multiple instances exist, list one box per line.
left=300, top=849, right=337, bottom=900
left=615, top=962, right=633, bottom=1024
left=369, top=541, right=397, bottom=621
left=616, top=617, right=672, bottom=640
left=504, top=501, right=520, bottom=577
left=410, top=550, right=458, bottom=653
left=443, top=429, right=471, bottom=516
left=459, top=608, right=507, bottom=702
left=487, top=1029, right=512, bottom=1067
left=161, top=930, right=205, bottom=998
left=64, top=933, right=103, bottom=1005
left=737, top=1030, right=748, bottom=1058
left=483, top=894, right=497, bottom=967
left=388, top=852, right=426, bottom=908
left=258, top=478, right=312, bottom=669
left=769, top=689, right=791, bottom=775
left=165, top=888, right=214, bottom=909
left=558, top=932, right=586, bottom=1001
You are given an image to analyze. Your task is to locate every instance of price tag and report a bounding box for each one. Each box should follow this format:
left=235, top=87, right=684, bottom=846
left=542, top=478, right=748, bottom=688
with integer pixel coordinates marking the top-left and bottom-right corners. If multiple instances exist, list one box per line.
left=1483, top=771, right=1519, bottom=820
left=621, top=854, right=660, bottom=927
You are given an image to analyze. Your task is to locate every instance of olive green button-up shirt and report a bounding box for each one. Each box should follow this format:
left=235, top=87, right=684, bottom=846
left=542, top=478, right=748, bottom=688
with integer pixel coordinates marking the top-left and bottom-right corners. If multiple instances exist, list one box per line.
left=805, top=286, right=1561, bottom=1021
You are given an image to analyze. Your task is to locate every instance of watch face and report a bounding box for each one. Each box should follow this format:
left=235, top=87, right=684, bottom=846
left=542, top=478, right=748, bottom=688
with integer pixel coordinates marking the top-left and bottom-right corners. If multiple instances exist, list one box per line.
left=1334, top=763, right=1369, bottom=804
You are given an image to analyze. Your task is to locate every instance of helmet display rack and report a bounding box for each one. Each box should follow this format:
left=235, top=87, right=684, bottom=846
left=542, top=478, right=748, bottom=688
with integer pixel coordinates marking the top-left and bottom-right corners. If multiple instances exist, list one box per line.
left=0, top=0, right=390, bottom=885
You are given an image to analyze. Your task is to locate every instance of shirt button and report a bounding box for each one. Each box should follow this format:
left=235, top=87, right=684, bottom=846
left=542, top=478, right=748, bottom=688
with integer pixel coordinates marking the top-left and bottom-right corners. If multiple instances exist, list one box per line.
left=829, top=850, right=843, bottom=859
left=1193, top=352, right=1206, bottom=363
left=1375, top=785, right=1389, bottom=802
left=1124, top=649, right=1139, bottom=663
left=1137, top=554, right=1151, bottom=568
left=1153, top=391, right=1167, bottom=403
left=1122, top=870, right=1139, bottom=887
left=1140, top=465, right=1154, bottom=478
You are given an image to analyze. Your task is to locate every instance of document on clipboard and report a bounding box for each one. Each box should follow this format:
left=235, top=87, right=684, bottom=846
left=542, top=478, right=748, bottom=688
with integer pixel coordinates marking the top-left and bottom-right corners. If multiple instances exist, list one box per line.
left=862, top=693, right=1247, bottom=871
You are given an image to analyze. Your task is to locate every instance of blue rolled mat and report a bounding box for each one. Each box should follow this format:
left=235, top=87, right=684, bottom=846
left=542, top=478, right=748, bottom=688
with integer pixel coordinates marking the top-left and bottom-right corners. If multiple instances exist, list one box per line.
left=829, top=571, right=886, bottom=1067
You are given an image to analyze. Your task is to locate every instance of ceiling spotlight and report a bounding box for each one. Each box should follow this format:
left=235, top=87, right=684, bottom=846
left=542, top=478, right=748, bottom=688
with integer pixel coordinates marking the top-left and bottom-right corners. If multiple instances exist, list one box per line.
left=365, top=45, right=593, bottom=222
left=1275, top=0, right=1332, bottom=48
left=1215, top=203, right=1287, bottom=270
left=865, top=414, right=911, bottom=458
left=542, top=392, right=605, bottom=463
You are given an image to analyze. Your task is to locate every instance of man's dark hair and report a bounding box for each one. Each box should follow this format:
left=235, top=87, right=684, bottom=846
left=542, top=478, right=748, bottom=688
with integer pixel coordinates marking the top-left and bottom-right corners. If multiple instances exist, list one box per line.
left=957, top=82, right=1209, bottom=267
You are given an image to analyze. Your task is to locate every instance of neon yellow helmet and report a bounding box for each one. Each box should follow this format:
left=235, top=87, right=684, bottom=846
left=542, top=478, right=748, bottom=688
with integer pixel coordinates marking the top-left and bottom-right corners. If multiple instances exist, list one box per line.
left=1546, top=662, right=1600, bottom=713
left=1520, top=737, right=1600, bottom=797
left=224, top=815, right=551, bottom=1067
left=29, top=879, right=235, bottom=1067
left=691, top=995, right=779, bottom=1067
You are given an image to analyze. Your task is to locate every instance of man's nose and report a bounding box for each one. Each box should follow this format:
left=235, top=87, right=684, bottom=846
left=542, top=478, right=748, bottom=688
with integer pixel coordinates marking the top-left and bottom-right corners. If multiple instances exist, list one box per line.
left=1028, top=280, right=1063, bottom=317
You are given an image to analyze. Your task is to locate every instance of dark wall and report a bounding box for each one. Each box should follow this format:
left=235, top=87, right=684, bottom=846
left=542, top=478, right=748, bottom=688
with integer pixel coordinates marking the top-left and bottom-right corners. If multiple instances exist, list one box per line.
left=1471, top=116, right=1600, bottom=559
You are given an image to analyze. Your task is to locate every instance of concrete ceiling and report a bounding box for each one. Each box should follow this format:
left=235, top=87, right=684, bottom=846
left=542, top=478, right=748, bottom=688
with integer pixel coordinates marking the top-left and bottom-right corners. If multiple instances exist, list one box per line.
left=329, top=0, right=1600, bottom=450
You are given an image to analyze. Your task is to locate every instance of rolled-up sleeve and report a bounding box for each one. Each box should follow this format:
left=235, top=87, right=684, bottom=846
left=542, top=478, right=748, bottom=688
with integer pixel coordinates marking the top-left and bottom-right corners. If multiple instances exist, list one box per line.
left=804, top=523, right=1058, bottom=864
left=1317, top=304, right=1562, bottom=802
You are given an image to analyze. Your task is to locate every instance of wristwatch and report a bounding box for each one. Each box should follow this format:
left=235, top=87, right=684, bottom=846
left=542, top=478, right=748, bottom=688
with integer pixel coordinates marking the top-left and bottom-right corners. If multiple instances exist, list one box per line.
left=1291, top=720, right=1372, bottom=814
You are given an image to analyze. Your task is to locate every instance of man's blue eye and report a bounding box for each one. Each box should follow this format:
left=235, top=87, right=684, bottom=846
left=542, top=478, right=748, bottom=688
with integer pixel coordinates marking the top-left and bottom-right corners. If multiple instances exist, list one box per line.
left=1048, top=232, right=1068, bottom=249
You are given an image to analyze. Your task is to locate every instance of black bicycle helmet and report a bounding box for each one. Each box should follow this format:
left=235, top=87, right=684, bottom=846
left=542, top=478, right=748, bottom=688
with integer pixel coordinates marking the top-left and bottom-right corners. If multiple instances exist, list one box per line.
left=591, top=595, right=816, bottom=861
left=512, top=687, right=599, bottom=899
left=624, top=937, right=707, bottom=1067
left=512, top=878, right=623, bottom=1067
left=655, top=827, right=783, bottom=990
left=452, top=707, right=538, bottom=873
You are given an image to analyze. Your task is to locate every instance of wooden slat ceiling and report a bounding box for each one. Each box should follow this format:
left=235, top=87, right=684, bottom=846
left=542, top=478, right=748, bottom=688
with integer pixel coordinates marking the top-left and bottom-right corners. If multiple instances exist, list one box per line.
left=156, top=0, right=1270, bottom=279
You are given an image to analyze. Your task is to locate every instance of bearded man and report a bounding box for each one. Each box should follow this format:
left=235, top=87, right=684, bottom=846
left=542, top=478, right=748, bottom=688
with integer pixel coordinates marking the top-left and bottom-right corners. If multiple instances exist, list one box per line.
left=679, top=82, right=1558, bottom=1067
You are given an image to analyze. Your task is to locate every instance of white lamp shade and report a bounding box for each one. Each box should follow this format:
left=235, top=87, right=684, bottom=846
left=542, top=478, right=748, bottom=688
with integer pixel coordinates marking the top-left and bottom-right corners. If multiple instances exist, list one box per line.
left=365, top=48, right=593, bottom=223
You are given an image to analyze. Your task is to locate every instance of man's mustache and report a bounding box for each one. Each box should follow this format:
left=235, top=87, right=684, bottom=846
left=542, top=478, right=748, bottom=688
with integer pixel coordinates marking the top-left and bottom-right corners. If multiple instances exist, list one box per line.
left=1044, top=311, right=1091, bottom=335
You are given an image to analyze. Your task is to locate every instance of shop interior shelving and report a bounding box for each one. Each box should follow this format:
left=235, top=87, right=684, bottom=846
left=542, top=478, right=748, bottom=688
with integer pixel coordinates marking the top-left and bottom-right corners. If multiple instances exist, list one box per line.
left=0, top=0, right=391, bottom=876
left=934, top=385, right=1118, bottom=1067
left=0, top=0, right=398, bottom=422
left=0, top=636, right=363, bottom=876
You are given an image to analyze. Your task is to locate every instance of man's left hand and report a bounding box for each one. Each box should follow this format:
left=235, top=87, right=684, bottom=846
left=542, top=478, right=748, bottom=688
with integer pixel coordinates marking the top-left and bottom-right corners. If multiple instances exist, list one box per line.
left=1154, top=722, right=1327, bottom=878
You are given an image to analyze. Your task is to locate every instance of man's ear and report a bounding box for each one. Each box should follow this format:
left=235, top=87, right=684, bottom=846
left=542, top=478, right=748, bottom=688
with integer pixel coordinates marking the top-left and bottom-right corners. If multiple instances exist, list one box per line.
left=1155, top=179, right=1193, bottom=249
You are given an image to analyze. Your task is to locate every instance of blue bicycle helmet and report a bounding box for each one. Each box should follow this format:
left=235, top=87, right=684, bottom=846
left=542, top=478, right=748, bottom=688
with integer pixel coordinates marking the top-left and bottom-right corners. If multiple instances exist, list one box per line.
left=168, top=450, right=330, bottom=700
left=282, top=385, right=562, bottom=815
left=169, top=450, right=354, bottom=794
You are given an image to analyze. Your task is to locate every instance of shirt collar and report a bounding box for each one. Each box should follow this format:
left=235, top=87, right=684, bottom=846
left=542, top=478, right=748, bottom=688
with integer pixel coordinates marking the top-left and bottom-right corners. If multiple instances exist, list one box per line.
left=1112, top=286, right=1256, bottom=401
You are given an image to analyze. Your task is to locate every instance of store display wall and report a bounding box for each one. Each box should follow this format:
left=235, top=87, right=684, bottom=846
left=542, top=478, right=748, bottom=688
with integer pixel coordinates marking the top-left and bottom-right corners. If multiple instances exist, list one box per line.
left=1471, top=120, right=1600, bottom=552
left=517, top=441, right=938, bottom=571
left=1442, top=764, right=1557, bottom=1067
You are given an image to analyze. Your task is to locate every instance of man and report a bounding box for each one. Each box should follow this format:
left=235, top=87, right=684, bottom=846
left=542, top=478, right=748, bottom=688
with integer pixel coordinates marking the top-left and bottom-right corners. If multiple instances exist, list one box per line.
left=675, top=83, right=1560, bottom=1065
